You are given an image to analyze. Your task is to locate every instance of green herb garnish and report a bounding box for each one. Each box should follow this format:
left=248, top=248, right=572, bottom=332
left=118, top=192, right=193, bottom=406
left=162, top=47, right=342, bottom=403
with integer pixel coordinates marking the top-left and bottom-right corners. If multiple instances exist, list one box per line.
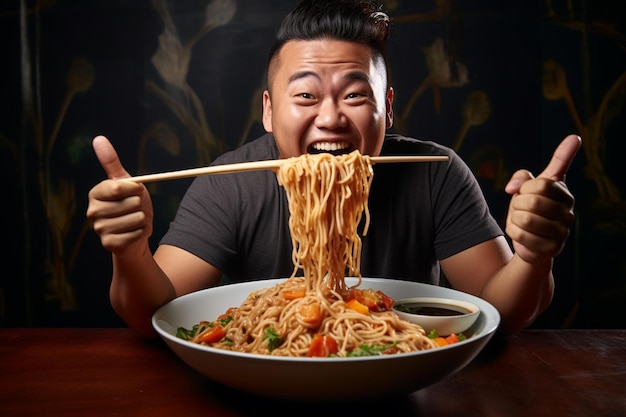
left=347, top=342, right=398, bottom=357
left=263, top=327, right=283, bottom=351
left=176, top=325, right=198, bottom=341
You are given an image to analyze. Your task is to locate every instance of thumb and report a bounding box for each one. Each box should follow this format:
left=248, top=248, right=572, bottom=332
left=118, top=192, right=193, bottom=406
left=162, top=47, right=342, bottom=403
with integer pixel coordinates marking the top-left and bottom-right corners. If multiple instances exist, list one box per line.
left=538, top=134, right=582, bottom=181
left=92, top=135, right=131, bottom=180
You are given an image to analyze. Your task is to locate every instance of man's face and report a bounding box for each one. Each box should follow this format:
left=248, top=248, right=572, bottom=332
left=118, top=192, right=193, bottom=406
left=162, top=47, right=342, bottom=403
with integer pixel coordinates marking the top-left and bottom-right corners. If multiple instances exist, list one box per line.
left=263, top=39, right=393, bottom=158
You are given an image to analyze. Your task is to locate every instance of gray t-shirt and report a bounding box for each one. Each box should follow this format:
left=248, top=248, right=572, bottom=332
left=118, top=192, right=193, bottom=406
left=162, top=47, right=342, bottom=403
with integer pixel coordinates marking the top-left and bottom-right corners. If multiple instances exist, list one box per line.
left=160, top=133, right=503, bottom=285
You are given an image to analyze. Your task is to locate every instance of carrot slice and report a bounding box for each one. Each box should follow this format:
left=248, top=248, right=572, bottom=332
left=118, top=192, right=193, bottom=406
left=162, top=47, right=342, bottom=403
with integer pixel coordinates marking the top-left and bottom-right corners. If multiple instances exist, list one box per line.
left=308, top=334, right=338, bottom=357
left=299, top=303, right=321, bottom=326
left=196, top=325, right=226, bottom=344
left=433, top=337, right=448, bottom=347
left=347, top=299, right=369, bottom=315
left=282, top=288, right=306, bottom=300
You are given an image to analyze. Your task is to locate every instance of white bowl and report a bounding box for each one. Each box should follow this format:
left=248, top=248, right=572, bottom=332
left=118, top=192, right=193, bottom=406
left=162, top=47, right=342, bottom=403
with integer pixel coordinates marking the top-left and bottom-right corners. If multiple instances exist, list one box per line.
left=393, top=297, right=480, bottom=336
left=152, top=278, right=500, bottom=401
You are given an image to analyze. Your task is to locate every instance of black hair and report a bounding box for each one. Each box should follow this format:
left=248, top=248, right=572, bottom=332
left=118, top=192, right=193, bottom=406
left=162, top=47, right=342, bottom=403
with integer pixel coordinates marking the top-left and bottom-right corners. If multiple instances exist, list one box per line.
left=267, top=0, right=391, bottom=85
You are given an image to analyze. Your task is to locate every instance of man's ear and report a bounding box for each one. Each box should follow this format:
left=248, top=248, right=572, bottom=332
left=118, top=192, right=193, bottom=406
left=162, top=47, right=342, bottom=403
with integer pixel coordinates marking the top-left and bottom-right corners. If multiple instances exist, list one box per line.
left=262, top=90, right=273, bottom=132
left=386, top=87, right=394, bottom=129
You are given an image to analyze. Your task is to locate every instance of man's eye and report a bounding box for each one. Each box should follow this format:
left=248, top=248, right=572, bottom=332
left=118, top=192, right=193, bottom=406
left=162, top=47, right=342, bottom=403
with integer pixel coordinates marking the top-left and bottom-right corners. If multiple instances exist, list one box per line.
left=346, top=92, right=365, bottom=99
left=298, top=93, right=315, bottom=99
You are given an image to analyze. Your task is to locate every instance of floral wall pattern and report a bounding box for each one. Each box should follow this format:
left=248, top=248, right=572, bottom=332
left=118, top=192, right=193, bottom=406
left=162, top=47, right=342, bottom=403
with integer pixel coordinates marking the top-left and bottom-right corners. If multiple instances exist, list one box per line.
left=1, top=0, right=624, bottom=328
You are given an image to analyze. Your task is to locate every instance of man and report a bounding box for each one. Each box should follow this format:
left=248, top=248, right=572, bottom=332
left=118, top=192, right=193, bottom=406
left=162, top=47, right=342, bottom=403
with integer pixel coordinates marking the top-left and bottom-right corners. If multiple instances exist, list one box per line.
left=87, top=0, right=580, bottom=337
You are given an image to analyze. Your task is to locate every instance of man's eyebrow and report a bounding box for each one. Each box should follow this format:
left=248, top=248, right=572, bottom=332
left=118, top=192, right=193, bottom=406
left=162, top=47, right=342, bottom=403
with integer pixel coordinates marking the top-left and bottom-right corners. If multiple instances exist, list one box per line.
left=345, top=71, right=370, bottom=82
left=288, top=71, right=319, bottom=84
left=287, top=71, right=370, bottom=84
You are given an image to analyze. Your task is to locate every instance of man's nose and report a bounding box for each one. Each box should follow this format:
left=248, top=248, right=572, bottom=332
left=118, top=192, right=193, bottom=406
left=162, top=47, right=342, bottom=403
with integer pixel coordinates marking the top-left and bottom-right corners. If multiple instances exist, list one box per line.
left=315, top=99, right=346, bottom=129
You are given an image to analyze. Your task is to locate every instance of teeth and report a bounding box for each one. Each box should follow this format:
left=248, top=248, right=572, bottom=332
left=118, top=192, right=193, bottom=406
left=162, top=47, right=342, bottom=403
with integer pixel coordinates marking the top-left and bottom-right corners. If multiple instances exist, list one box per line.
left=312, top=141, right=350, bottom=151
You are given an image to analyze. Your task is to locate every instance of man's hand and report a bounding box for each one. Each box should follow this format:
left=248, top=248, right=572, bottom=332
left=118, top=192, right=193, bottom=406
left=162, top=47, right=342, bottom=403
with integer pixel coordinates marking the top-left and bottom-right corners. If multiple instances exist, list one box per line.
left=86, top=136, right=154, bottom=257
left=504, top=134, right=581, bottom=264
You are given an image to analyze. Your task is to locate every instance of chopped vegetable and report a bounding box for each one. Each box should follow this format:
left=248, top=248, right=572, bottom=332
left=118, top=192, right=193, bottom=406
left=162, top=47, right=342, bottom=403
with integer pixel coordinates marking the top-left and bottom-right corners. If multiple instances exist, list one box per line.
left=432, top=337, right=449, bottom=347
left=346, top=298, right=369, bottom=314
left=176, top=324, right=200, bottom=341
left=299, top=302, right=321, bottom=326
left=347, top=342, right=399, bottom=357
left=445, top=333, right=460, bottom=344
left=282, top=288, right=306, bottom=300
left=427, top=329, right=467, bottom=347
left=369, top=289, right=395, bottom=311
left=308, top=334, right=338, bottom=357
left=176, top=321, right=213, bottom=341
left=176, top=316, right=234, bottom=343
left=220, top=338, right=234, bottom=346
left=263, top=327, right=283, bottom=351
left=343, top=288, right=394, bottom=312
left=217, top=315, right=234, bottom=327
left=175, top=321, right=227, bottom=344
left=197, top=324, right=227, bottom=344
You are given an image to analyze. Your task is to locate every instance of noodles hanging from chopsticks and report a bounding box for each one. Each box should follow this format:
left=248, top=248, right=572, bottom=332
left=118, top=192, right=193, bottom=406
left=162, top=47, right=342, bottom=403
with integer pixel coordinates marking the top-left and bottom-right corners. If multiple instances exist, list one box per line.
left=183, top=151, right=437, bottom=356
left=278, top=151, right=372, bottom=292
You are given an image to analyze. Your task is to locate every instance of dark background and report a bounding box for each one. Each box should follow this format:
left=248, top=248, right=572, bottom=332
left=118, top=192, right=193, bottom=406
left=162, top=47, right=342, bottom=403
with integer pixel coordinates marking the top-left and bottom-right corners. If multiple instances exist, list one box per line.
left=1, top=0, right=625, bottom=329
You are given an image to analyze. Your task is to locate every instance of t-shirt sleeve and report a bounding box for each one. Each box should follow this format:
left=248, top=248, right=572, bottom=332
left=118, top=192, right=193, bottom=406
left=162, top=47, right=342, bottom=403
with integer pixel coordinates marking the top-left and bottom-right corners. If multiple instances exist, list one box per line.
left=158, top=133, right=281, bottom=273
left=159, top=173, right=239, bottom=271
left=431, top=151, right=504, bottom=260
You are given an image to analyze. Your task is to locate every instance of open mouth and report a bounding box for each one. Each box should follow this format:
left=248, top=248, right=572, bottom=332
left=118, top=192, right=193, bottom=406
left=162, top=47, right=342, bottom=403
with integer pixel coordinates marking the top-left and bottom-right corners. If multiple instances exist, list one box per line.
left=308, top=141, right=354, bottom=155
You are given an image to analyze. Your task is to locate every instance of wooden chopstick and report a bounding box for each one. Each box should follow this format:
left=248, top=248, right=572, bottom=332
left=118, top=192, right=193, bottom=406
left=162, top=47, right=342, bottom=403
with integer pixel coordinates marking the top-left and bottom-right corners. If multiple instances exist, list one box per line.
left=125, top=155, right=449, bottom=183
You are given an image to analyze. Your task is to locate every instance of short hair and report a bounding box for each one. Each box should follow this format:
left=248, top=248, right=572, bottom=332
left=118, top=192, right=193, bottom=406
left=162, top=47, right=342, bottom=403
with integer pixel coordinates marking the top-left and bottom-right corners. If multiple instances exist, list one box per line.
left=266, top=0, right=391, bottom=89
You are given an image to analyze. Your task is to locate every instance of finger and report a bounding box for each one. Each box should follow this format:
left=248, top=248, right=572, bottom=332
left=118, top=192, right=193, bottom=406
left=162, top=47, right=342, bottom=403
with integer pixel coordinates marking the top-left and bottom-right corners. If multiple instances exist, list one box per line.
left=504, top=169, right=533, bottom=195
left=92, top=135, right=131, bottom=180
left=538, top=134, right=581, bottom=182
left=507, top=217, right=569, bottom=262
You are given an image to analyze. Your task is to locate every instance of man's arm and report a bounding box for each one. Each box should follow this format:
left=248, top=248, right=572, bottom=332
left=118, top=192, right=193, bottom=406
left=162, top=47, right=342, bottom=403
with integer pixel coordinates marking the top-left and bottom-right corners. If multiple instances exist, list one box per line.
left=87, top=136, right=222, bottom=337
left=443, top=135, right=581, bottom=333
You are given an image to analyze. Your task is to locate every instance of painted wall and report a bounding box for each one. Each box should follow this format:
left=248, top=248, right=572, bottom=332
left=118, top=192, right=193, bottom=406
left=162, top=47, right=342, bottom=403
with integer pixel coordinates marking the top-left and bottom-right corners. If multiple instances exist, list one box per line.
left=2, top=0, right=625, bottom=328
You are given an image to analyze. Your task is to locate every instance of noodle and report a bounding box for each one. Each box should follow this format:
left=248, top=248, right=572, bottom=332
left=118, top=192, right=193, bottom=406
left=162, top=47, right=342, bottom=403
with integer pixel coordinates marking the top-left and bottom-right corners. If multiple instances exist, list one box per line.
left=279, top=152, right=372, bottom=291
left=183, top=151, right=437, bottom=356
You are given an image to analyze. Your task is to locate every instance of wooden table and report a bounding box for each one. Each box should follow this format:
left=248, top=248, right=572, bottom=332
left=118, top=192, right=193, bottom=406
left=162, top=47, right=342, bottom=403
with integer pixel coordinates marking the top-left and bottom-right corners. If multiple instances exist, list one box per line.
left=1, top=328, right=624, bottom=416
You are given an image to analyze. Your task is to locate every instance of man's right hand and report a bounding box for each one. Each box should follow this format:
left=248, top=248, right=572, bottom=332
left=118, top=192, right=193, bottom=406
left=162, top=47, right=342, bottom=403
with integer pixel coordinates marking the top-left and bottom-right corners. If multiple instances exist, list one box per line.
left=86, top=135, right=154, bottom=257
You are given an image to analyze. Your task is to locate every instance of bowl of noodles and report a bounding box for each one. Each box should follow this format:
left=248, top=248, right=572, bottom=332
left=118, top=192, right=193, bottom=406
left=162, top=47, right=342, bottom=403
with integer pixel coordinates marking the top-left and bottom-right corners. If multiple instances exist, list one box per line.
left=152, top=277, right=500, bottom=401
left=153, top=152, right=499, bottom=400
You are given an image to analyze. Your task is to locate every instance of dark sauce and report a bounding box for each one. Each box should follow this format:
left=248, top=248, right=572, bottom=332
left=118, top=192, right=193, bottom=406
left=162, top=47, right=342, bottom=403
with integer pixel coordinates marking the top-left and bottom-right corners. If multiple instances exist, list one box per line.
left=395, top=303, right=467, bottom=316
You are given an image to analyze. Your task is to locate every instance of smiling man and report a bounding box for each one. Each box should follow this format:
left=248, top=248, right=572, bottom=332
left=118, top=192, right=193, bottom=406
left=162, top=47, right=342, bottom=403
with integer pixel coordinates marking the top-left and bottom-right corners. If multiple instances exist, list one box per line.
left=263, top=38, right=392, bottom=158
left=87, top=0, right=580, bottom=337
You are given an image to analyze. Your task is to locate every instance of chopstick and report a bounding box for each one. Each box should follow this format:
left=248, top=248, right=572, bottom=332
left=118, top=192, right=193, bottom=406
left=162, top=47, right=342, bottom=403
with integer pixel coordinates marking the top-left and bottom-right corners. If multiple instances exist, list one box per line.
left=124, top=155, right=449, bottom=184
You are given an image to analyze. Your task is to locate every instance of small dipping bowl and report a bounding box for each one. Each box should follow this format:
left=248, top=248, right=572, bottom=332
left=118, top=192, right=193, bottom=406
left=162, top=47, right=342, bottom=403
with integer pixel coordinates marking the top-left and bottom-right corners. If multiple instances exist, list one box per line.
left=393, top=297, right=480, bottom=336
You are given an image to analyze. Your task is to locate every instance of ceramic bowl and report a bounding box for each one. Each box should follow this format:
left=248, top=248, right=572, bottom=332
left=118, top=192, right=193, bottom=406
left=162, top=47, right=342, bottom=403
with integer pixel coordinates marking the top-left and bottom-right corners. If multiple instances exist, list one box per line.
left=393, top=296, right=480, bottom=336
left=153, top=278, right=499, bottom=401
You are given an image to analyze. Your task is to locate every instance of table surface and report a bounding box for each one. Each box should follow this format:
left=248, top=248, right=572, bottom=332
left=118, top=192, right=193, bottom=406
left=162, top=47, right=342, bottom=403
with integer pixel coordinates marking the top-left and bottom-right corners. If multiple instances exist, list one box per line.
left=1, top=327, right=624, bottom=417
